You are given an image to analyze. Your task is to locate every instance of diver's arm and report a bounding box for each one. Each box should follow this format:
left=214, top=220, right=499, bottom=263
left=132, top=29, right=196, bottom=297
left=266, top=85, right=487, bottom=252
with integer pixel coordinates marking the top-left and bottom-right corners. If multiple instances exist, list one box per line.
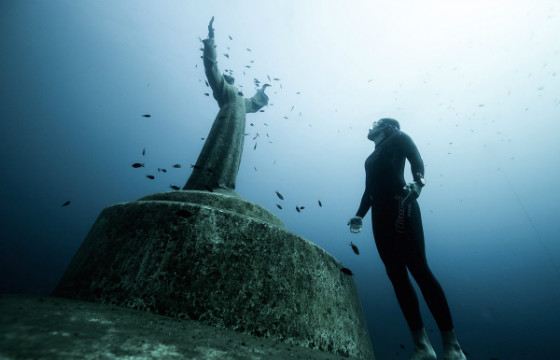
left=348, top=190, right=370, bottom=233
left=355, top=190, right=372, bottom=218
left=403, top=133, right=425, bottom=185
left=202, top=17, right=225, bottom=94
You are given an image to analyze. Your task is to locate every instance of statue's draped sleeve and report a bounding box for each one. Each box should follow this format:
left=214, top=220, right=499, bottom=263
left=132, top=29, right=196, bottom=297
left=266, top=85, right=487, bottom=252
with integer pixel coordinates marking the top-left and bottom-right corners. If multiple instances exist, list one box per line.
left=245, top=89, right=269, bottom=113
left=202, top=38, right=228, bottom=106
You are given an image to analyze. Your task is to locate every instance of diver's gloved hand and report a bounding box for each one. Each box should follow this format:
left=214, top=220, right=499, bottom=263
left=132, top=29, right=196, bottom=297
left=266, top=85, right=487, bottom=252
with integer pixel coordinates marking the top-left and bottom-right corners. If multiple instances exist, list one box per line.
left=400, top=182, right=423, bottom=206
left=347, top=216, right=363, bottom=233
left=409, top=182, right=423, bottom=198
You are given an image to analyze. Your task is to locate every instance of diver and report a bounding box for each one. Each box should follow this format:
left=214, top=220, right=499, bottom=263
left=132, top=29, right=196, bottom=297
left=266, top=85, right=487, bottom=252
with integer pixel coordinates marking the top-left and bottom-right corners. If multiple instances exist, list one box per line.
left=348, top=118, right=467, bottom=360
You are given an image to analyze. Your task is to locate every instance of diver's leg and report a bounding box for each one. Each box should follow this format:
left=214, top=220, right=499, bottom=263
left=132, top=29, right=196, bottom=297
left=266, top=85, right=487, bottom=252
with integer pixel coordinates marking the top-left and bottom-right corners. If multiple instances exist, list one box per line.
left=404, top=200, right=467, bottom=360
left=372, top=206, right=436, bottom=360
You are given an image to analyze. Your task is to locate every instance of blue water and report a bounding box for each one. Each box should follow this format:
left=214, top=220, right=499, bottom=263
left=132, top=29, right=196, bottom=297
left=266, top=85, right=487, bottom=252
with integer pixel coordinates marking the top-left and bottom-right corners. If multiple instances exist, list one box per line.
left=2, top=2, right=560, bottom=359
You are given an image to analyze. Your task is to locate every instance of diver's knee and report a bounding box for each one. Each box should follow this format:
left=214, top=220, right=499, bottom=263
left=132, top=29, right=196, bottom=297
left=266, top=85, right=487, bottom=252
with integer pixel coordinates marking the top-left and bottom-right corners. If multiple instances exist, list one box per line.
left=408, top=264, right=435, bottom=283
left=385, top=266, right=408, bottom=283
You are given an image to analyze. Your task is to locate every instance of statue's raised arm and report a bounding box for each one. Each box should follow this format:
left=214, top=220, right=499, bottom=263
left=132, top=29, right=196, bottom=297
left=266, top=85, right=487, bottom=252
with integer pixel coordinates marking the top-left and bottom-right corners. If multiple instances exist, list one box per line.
left=202, top=16, right=226, bottom=102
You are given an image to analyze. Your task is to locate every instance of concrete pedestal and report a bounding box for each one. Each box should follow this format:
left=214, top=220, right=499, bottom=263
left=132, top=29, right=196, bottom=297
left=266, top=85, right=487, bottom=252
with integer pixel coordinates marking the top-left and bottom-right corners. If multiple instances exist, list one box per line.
left=54, top=191, right=374, bottom=359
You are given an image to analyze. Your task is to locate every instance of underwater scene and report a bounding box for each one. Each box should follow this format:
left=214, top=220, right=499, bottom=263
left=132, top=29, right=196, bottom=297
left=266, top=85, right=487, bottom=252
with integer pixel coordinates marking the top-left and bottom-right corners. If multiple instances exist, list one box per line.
left=1, top=1, right=559, bottom=359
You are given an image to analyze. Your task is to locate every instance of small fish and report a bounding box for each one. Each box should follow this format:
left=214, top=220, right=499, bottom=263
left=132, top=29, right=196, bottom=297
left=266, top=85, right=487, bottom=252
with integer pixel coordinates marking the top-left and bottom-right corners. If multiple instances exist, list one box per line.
left=254, top=166, right=257, bottom=171
left=250, top=123, right=254, bottom=126
left=131, top=162, right=144, bottom=168
left=276, top=204, right=283, bottom=210
left=253, top=142, right=257, bottom=150
left=350, top=242, right=360, bottom=255
left=205, top=80, right=209, bottom=87
left=142, top=114, right=151, bottom=118
left=228, top=35, right=233, bottom=40
left=176, top=209, right=193, bottom=218
left=318, top=200, right=322, bottom=207
left=201, top=137, right=205, bottom=140
left=224, top=53, right=229, bottom=58
left=296, top=91, right=300, bottom=95
left=283, top=116, right=288, bottom=119
left=61, top=200, right=71, bottom=207
left=290, top=105, right=294, bottom=111
left=146, top=175, right=155, bottom=180
left=275, top=191, right=284, bottom=200
left=299, top=206, right=305, bottom=210
left=170, top=185, right=180, bottom=190
left=273, top=77, right=280, bottom=81
left=142, top=148, right=146, bottom=156
left=340, top=267, right=353, bottom=276
left=253, top=133, right=259, bottom=140
left=259, top=110, right=265, bottom=112
left=245, top=65, right=251, bottom=69
left=160, top=168, right=167, bottom=173
left=246, top=48, right=252, bottom=52
left=172, top=164, right=181, bottom=168
left=237, top=91, right=244, bottom=96
left=204, top=92, right=210, bottom=96
left=296, top=206, right=300, bottom=213
left=267, top=75, right=271, bottom=82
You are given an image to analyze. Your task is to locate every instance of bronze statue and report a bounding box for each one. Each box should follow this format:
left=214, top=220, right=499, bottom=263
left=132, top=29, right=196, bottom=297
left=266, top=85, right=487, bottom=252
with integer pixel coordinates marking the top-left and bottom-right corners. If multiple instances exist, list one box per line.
left=184, top=17, right=270, bottom=194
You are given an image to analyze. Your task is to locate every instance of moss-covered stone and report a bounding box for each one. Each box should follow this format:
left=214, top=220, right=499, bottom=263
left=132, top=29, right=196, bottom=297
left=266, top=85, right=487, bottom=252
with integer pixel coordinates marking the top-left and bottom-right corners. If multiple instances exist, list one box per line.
left=53, top=191, right=374, bottom=359
left=0, top=295, right=354, bottom=360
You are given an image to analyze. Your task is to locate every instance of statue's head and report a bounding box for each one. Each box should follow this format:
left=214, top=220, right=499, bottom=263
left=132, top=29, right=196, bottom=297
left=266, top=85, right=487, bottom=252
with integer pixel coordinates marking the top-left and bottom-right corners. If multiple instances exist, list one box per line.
left=223, top=74, right=235, bottom=85
left=367, top=118, right=400, bottom=141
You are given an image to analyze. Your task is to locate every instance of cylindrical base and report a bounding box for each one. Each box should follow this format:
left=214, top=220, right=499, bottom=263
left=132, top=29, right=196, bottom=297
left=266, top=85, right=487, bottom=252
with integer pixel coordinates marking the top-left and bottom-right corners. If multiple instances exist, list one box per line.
left=53, top=191, right=374, bottom=359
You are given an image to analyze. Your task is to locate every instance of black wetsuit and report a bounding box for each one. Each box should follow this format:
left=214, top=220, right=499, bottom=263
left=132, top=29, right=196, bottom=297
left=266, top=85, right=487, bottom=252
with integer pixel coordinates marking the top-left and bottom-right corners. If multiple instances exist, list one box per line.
left=356, top=129, right=454, bottom=332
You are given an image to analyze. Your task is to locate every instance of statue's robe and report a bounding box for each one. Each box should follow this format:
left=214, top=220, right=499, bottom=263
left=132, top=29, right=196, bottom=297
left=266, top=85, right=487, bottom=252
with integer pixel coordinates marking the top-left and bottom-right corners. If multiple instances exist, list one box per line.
left=184, top=37, right=268, bottom=193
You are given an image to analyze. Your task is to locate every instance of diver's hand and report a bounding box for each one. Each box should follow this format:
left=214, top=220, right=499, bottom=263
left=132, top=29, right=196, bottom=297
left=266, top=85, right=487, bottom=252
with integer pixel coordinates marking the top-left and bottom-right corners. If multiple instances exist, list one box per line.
left=348, top=216, right=363, bottom=233
left=208, top=16, right=215, bottom=39
left=404, top=182, right=422, bottom=200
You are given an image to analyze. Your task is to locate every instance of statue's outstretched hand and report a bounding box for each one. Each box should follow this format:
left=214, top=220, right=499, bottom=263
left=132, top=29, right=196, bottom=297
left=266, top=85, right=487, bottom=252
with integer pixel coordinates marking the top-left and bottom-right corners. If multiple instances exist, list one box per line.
left=208, top=16, right=215, bottom=39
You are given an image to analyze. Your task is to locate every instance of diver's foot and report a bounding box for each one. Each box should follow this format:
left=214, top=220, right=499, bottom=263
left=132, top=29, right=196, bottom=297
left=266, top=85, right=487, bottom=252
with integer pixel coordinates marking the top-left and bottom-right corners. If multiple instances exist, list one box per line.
left=443, top=344, right=467, bottom=360
left=441, top=329, right=467, bottom=360
left=410, top=344, right=437, bottom=360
